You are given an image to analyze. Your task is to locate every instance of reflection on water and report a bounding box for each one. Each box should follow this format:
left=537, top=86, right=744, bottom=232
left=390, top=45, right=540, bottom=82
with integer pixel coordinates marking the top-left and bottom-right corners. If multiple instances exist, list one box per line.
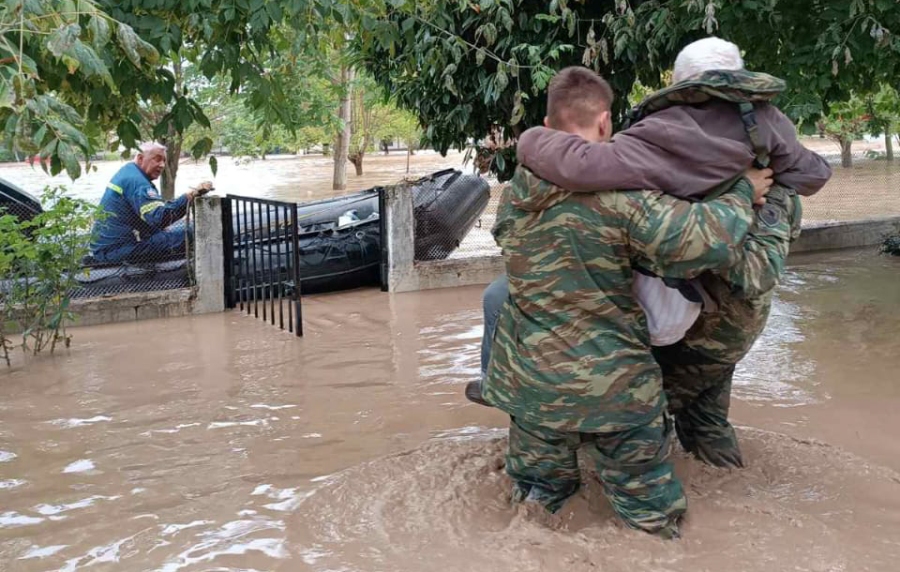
left=0, top=249, right=898, bottom=570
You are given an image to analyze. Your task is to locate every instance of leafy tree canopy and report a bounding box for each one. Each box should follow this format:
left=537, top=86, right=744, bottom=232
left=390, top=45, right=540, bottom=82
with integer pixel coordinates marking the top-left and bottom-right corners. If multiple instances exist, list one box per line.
left=358, top=0, right=900, bottom=179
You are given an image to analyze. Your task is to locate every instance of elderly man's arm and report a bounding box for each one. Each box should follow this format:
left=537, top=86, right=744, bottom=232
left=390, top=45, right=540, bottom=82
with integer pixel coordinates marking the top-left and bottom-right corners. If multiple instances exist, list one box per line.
left=761, top=105, right=832, bottom=196
left=624, top=178, right=757, bottom=278
left=515, top=114, right=752, bottom=200
left=125, top=185, right=189, bottom=230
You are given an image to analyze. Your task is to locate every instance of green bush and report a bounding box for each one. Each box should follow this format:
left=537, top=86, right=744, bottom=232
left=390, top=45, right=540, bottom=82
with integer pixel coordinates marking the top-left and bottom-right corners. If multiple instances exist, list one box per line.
left=0, top=187, right=103, bottom=366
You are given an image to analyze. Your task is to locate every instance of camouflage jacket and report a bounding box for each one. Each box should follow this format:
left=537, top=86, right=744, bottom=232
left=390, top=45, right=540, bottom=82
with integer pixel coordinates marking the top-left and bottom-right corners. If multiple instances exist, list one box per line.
left=482, top=167, right=757, bottom=432
left=678, top=184, right=802, bottom=364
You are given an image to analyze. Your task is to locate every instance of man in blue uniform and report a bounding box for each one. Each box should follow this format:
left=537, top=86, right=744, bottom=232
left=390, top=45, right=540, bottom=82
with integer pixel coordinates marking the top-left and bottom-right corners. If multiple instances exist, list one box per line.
left=90, top=142, right=212, bottom=264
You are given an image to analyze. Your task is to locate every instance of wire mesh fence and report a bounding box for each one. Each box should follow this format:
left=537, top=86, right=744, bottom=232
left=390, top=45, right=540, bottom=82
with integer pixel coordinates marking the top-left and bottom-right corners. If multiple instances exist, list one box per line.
left=72, top=201, right=195, bottom=298
left=408, top=169, right=493, bottom=262
left=0, top=183, right=195, bottom=301
left=802, top=149, right=900, bottom=224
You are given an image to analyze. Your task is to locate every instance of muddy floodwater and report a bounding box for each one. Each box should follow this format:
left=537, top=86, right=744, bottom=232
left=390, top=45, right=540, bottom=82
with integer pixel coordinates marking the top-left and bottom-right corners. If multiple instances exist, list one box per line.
left=1, top=248, right=900, bottom=571
left=1, top=139, right=899, bottom=225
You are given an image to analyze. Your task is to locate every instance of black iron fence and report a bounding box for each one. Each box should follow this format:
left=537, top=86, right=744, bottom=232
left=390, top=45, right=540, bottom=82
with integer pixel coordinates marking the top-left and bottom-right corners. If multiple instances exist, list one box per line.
left=222, top=195, right=303, bottom=336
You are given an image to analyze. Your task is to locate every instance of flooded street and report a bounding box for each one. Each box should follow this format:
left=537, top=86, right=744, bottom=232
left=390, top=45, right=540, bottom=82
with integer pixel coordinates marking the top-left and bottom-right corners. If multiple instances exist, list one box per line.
left=0, top=151, right=470, bottom=205
left=1, top=248, right=899, bottom=570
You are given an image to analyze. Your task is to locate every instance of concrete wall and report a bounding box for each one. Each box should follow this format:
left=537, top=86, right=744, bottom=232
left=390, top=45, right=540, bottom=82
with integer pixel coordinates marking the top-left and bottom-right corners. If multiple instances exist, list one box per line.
left=191, top=196, right=225, bottom=314
left=67, top=196, right=227, bottom=328
left=791, top=216, right=900, bottom=254
left=70, top=289, right=194, bottom=327
left=382, top=175, right=900, bottom=293
left=382, top=183, right=505, bottom=293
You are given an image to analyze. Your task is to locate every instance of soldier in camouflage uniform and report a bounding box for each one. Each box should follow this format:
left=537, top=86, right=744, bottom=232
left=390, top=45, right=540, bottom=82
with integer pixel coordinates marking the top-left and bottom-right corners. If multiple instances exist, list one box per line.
left=473, top=40, right=829, bottom=472
left=506, top=40, right=828, bottom=470
left=483, top=67, right=785, bottom=537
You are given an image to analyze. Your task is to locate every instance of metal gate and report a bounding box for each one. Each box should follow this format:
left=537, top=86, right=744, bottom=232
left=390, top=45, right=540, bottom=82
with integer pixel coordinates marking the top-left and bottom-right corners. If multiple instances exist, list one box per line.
left=222, top=195, right=303, bottom=336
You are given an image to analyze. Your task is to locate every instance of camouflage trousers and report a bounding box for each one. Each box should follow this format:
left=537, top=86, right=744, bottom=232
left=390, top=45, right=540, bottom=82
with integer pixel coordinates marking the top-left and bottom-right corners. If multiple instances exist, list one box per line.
left=506, top=412, right=686, bottom=537
left=652, top=342, right=742, bottom=468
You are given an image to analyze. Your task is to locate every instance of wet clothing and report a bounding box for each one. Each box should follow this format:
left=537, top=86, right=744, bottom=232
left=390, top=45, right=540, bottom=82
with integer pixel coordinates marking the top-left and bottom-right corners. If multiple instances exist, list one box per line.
left=508, top=412, right=685, bottom=537
left=484, top=166, right=761, bottom=533
left=516, top=102, right=832, bottom=198
left=91, top=163, right=189, bottom=264
left=514, top=72, right=822, bottom=467
left=476, top=186, right=800, bottom=469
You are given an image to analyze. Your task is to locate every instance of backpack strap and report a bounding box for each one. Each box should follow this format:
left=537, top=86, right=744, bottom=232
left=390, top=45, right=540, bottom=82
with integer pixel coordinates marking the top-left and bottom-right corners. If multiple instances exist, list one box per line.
left=738, top=102, right=771, bottom=169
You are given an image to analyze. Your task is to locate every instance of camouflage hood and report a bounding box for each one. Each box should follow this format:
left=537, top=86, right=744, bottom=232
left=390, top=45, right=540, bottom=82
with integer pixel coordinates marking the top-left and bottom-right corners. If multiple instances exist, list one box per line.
left=624, top=69, right=786, bottom=128
left=505, top=165, right=571, bottom=212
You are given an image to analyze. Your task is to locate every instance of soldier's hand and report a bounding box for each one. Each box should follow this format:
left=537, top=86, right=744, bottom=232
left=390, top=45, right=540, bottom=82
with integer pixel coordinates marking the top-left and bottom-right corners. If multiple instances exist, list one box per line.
left=744, top=168, right=773, bottom=206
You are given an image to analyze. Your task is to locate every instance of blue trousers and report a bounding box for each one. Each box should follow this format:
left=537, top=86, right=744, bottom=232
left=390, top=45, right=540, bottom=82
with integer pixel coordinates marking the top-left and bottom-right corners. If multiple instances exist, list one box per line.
left=93, top=222, right=190, bottom=265
left=480, top=274, right=509, bottom=380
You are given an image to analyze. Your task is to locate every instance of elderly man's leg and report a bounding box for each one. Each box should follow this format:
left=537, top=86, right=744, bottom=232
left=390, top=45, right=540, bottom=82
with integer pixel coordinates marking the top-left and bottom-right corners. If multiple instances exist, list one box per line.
left=506, top=416, right=581, bottom=513
left=465, top=274, right=509, bottom=406
left=127, top=224, right=189, bottom=263
left=654, top=342, right=742, bottom=468
left=587, top=412, right=686, bottom=538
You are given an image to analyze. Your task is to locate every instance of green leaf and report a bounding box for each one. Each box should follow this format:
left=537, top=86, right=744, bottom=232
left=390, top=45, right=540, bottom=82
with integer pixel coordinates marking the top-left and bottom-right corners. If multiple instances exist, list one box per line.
left=0, top=81, right=14, bottom=109
left=47, top=24, right=81, bottom=57
left=57, top=142, right=82, bottom=180
left=87, top=16, right=111, bottom=48
left=191, top=136, right=213, bottom=159
left=209, top=155, right=218, bottom=176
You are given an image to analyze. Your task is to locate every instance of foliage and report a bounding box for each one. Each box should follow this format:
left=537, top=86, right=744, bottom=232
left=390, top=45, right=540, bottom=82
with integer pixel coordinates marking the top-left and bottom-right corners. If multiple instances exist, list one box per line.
left=0, top=0, right=159, bottom=179
left=348, top=73, right=421, bottom=173
left=358, top=0, right=900, bottom=180
left=818, top=94, right=870, bottom=167
left=0, top=187, right=102, bottom=365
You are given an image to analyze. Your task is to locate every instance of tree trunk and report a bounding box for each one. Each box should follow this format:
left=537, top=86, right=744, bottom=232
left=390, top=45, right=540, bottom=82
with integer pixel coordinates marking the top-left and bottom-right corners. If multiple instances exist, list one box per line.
left=158, top=58, right=185, bottom=201
left=159, top=123, right=182, bottom=201
left=886, top=128, right=894, bottom=161
left=349, top=152, right=364, bottom=176
left=332, top=65, right=354, bottom=191
left=840, top=138, right=853, bottom=168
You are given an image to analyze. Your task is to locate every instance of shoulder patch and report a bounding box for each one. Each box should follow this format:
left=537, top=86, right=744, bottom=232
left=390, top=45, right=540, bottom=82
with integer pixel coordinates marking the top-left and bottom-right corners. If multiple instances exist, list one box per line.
left=759, top=203, right=781, bottom=227
left=146, top=190, right=160, bottom=199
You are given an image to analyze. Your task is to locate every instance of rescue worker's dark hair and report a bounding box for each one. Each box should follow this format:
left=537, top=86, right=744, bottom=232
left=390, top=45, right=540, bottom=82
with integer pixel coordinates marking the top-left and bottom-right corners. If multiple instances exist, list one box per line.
left=546, top=66, right=615, bottom=130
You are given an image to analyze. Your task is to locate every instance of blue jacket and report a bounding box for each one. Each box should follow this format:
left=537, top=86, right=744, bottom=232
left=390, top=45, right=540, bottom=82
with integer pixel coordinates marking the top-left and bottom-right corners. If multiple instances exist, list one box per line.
left=91, top=163, right=188, bottom=255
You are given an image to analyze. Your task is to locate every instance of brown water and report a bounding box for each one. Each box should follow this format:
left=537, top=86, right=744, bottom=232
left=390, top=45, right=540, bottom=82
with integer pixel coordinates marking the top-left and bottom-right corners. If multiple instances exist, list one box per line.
left=1, top=249, right=899, bottom=571
left=0, top=152, right=470, bottom=204
left=2, top=140, right=899, bottom=225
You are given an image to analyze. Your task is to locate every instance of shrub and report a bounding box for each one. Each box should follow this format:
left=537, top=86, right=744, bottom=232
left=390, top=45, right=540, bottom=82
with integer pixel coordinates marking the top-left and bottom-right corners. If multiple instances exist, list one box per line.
left=0, top=187, right=103, bottom=366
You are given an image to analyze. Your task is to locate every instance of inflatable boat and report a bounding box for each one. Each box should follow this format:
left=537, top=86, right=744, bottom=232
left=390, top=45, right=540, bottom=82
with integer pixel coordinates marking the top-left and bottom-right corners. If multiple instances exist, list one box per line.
left=229, top=168, right=491, bottom=296
left=0, top=169, right=491, bottom=297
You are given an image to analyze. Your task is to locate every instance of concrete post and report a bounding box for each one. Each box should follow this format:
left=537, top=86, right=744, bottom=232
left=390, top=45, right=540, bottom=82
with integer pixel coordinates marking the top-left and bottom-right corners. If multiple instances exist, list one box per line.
left=191, top=196, right=225, bottom=314
left=383, top=183, right=418, bottom=292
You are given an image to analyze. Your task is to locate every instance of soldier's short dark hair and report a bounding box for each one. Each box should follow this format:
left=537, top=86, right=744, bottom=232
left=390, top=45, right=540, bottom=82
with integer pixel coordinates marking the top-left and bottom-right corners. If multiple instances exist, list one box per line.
left=546, top=67, right=615, bottom=130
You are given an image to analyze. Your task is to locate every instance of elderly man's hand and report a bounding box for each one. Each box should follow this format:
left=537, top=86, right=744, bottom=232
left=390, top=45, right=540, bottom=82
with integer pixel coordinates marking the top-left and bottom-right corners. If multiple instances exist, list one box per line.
left=744, top=168, right=774, bottom=206
left=187, top=181, right=215, bottom=202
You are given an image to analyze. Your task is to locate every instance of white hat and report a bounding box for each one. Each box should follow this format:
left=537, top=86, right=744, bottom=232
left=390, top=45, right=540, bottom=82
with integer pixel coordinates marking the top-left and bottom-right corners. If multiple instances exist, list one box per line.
left=673, top=37, right=744, bottom=84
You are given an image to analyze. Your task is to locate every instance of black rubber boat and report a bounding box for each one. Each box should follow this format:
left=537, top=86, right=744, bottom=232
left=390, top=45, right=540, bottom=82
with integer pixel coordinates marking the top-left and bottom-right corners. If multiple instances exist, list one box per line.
left=230, top=168, right=491, bottom=296
left=0, top=168, right=491, bottom=297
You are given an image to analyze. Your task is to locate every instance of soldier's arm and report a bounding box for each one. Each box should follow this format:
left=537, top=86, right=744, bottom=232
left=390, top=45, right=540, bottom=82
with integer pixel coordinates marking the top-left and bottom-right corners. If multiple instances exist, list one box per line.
left=717, top=186, right=799, bottom=298
left=125, top=185, right=188, bottom=230
left=625, top=178, right=756, bottom=279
